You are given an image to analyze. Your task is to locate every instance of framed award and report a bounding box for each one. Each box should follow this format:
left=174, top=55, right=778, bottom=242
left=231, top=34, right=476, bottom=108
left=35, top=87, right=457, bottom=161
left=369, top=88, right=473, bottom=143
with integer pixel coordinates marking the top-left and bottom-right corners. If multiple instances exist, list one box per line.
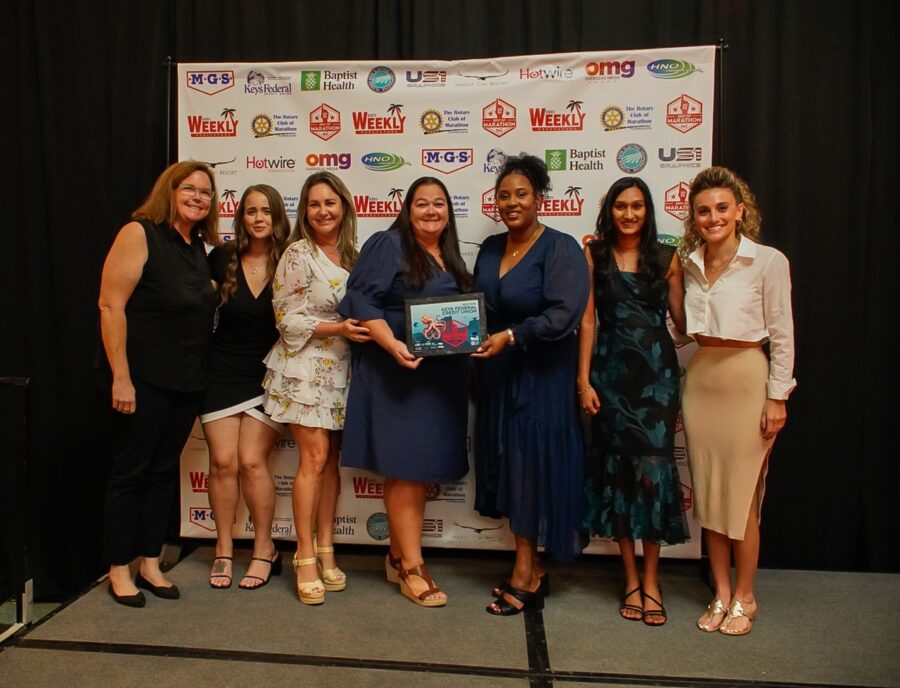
left=404, top=292, right=487, bottom=357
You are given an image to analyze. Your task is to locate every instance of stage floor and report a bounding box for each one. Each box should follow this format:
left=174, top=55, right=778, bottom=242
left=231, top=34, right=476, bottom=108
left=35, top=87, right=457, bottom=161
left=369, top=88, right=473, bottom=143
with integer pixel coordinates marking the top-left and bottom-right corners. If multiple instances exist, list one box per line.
left=2, top=546, right=898, bottom=687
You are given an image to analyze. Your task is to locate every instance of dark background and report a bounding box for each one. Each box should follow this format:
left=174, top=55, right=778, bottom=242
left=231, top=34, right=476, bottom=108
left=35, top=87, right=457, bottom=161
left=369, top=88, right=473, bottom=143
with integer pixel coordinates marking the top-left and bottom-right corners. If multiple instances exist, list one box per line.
left=3, top=0, right=895, bottom=600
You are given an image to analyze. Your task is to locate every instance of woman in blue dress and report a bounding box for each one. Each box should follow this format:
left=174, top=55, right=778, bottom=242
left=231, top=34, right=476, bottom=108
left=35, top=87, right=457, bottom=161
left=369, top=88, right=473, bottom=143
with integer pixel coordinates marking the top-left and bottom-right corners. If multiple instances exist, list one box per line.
left=338, top=177, right=471, bottom=608
left=577, top=177, right=688, bottom=626
left=472, top=154, right=589, bottom=615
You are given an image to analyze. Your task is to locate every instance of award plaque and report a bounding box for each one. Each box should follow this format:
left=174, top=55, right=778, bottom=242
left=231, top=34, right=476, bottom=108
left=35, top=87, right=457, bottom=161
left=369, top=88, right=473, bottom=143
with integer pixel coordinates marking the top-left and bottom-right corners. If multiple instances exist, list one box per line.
left=405, top=292, right=487, bottom=357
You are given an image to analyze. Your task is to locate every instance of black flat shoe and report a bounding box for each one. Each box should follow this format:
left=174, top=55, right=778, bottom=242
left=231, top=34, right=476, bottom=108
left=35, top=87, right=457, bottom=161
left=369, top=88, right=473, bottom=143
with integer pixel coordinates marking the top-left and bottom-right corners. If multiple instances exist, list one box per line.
left=492, top=571, right=550, bottom=598
left=108, top=583, right=146, bottom=608
left=486, top=584, right=545, bottom=616
left=135, top=572, right=180, bottom=600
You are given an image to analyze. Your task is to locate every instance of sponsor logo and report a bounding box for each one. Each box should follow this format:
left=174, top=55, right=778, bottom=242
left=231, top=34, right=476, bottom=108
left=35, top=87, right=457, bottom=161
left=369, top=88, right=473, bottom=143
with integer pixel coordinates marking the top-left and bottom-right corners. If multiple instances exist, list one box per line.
left=659, top=146, right=703, bottom=169
left=218, top=189, right=239, bottom=218
left=187, top=109, right=239, bottom=137
left=483, top=148, right=507, bottom=174
left=601, top=104, right=653, bottom=131
left=366, top=512, right=390, bottom=540
left=244, top=68, right=292, bottom=95
left=519, top=65, right=575, bottom=80
left=423, top=482, right=467, bottom=503
left=309, top=103, right=342, bottom=141
left=451, top=193, right=470, bottom=219
left=422, top=518, right=444, bottom=538
left=367, top=66, right=396, bottom=93
left=274, top=436, right=296, bottom=449
left=199, top=157, right=238, bottom=176
left=352, top=476, right=384, bottom=499
left=675, top=412, right=685, bottom=434
left=333, top=515, right=358, bottom=537
left=674, top=446, right=688, bottom=465
left=457, top=68, right=512, bottom=87
left=245, top=155, right=297, bottom=171
left=185, top=70, right=234, bottom=96
left=482, top=99, right=516, bottom=137
left=482, top=188, right=500, bottom=222
left=541, top=187, right=585, bottom=217
left=647, top=59, right=700, bottom=79
left=361, top=152, right=409, bottom=172
left=189, top=507, right=216, bottom=531
left=305, top=152, right=352, bottom=171
left=273, top=472, right=293, bottom=497
left=283, top=195, right=300, bottom=217
left=546, top=148, right=606, bottom=172
left=354, top=189, right=404, bottom=218
left=419, top=108, right=470, bottom=134
left=406, top=69, right=447, bottom=86
left=453, top=521, right=505, bottom=540
left=421, top=148, right=473, bottom=174
left=584, top=60, right=635, bottom=80
left=188, top=471, right=209, bottom=493
left=659, top=234, right=681, bottom=248
left=530, top=101, right=585, bottom=132
left=666, top=94, right=703, bottom=133
left=664, top=182, right=691, bottom=221
left=352, top=105, right=406, bottom=134
left=245, top=517, right=294, bottom=537
left=616, top=143, right=648, bottom=173
left=680, top=482, right=693, bottom=511
left=251, top=112, right=298, bottom=138
left=301, top=69, right=358, bottom=91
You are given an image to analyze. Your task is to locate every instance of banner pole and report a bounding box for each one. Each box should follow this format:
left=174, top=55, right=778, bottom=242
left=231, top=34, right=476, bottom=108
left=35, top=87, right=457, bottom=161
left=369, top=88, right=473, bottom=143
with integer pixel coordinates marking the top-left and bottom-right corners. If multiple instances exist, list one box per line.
left=164, top=56, right=174, bottom=165
left=716, top=38, right=728, bottom=165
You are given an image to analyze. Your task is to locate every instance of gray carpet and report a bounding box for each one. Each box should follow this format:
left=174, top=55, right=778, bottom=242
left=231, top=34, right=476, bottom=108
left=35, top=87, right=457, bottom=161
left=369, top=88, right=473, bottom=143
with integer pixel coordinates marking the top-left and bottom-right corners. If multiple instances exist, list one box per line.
left=2, top=546, right=898, bottom=687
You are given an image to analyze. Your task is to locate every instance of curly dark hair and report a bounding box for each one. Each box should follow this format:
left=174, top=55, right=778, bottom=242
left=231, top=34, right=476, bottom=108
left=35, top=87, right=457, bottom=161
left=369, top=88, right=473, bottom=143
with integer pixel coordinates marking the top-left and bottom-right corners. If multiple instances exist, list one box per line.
left=494, top=153, right=552, bottom=197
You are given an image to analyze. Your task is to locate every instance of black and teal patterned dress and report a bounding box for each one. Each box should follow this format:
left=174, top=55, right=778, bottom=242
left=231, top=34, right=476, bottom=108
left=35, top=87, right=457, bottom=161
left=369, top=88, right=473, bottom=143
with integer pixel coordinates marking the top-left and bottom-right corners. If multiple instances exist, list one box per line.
left=583, top=242, right=688, bottom=544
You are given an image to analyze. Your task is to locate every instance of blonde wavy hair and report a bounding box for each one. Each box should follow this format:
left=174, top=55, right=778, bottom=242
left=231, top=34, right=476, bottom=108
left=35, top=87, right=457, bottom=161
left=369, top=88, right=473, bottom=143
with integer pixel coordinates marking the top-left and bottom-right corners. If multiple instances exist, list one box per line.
left=132, top=160, right=220, bottom=245
left=679, top=166, right=761, bottom=259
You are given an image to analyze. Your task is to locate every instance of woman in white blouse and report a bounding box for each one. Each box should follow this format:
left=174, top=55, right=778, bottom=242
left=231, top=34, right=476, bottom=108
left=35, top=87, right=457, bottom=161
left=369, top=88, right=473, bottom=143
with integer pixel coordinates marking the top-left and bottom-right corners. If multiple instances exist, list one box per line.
left=679, top=166, right=795, bottom=636
left=262, top=172, right=370, bottom=604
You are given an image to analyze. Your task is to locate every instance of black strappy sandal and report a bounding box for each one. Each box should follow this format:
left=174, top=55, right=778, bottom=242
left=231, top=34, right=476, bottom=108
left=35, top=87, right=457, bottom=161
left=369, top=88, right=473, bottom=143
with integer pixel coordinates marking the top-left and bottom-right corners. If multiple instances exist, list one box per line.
left=619, top=586, right=643, bottom=621
left=486, top=584, right=545, bottom=616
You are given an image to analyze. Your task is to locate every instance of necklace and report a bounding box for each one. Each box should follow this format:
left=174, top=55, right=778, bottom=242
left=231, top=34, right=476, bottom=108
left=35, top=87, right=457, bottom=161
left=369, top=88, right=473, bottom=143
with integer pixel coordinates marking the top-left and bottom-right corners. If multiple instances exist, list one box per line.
left=244, top=257, right=266, bottom=275
left=705, top=242, right=739, bottom=277
left=612, top=247, right=637, bottom=271
left=510, top=225, right=543, bottom=257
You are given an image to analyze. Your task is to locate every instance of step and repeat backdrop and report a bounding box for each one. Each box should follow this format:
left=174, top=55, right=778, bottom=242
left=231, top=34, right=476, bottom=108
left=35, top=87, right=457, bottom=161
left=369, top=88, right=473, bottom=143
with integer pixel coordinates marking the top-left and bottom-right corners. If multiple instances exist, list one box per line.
left=177, top=45, right=715, bottom=558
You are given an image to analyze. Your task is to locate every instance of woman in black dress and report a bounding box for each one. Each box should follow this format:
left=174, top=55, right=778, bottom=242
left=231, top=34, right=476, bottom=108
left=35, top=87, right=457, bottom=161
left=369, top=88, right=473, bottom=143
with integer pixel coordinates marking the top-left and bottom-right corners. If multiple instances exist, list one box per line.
left=577, top=177, right=688, bottom=625
left=98, top=161, right=219, bottom=606
left=200, top=185, right=290, bottom=590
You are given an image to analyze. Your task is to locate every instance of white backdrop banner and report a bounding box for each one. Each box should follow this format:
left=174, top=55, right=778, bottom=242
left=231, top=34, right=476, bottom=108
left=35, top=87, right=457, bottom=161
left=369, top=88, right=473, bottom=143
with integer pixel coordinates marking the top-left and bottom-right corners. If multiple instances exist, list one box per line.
left=177, top=46, right=715, bottom=558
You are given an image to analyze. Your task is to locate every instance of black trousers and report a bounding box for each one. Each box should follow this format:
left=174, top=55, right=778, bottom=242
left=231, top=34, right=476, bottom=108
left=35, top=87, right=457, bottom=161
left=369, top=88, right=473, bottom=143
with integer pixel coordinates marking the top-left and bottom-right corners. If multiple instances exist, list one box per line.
left=102, top=377, right=202, bottom=565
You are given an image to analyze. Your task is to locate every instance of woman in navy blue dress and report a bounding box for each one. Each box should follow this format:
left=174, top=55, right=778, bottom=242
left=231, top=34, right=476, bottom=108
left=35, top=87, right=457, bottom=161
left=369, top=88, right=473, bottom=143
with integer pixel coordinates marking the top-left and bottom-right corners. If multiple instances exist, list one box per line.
left=472, top=154, right=589, bottom=615
left=338, top=177, right=471, bottom=607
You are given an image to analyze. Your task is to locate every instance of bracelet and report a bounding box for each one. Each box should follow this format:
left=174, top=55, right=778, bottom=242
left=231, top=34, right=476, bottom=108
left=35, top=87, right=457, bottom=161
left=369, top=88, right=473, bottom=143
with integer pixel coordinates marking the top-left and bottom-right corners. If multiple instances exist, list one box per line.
left=505, top=327, right=516, bottom=346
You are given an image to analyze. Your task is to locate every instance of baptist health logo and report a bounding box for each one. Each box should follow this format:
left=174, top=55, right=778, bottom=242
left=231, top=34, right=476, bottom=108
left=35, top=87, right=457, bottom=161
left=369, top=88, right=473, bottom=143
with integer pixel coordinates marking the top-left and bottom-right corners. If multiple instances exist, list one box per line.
left=546, top=149, right=567, bottom=171
left=302, top=71, right=322, bottom=90
left=301, top=70, right=357, bottom=91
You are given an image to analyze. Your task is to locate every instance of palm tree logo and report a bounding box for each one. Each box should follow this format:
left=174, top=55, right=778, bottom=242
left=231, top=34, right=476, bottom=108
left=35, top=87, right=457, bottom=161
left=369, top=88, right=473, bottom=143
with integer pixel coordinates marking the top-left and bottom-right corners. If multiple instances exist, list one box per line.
left=387, top=104, right=403, bottom=118
left=222, top=189, right=237, bottom=203
left=220, top=108, right=237, bottom=125
left=388, top=188, right=404, bottom=202
left=566, top=100, right=583, bottom=114
left=565, top=186, right=582, bottom=199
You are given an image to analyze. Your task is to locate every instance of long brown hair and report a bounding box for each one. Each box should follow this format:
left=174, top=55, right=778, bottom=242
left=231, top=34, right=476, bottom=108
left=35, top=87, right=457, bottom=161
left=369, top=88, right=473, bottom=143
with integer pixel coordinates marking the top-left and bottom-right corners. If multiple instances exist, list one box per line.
left=219, top=184, right=291, bottom=304
left=679, top=166, right=762, bottom=259
left=290, top=172, right=359, bottom=271
left=132, top=160, right=220, bottom=245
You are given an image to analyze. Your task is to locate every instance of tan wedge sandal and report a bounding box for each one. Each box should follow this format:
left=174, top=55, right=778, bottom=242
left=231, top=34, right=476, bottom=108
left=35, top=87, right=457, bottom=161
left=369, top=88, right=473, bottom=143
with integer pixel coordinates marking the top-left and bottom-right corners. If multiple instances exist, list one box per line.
left=292, top=553, right=325, bottom=605
left=315, top=544, right=347, bottom=592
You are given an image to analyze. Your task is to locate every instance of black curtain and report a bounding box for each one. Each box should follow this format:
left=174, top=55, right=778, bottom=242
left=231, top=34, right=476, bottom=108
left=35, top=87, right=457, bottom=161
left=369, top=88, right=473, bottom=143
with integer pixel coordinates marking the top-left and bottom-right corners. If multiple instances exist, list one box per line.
left=5, top=0, right=895, bottom=599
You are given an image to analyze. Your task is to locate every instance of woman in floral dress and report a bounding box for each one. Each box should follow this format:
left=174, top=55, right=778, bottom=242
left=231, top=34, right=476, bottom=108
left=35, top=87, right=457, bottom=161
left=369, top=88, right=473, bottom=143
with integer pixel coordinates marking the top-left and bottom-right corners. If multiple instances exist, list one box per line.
left=262, top=172, right=370, bottom=605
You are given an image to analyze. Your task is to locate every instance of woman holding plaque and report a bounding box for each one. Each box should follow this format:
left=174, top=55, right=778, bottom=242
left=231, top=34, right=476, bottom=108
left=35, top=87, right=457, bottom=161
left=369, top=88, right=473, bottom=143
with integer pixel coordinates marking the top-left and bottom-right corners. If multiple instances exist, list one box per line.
left=200, top=185, right=289, bottom=591
left=680, top=167, right=795, bottom=636
left=577, top=176, right=689, bottom=626
left=472, top=154, right=589, bottom=616
left=262, top=172, right=369, bottom=605
left=98, top=161, right=218, bottom=607
left=338, top=177, right=472, bottom=608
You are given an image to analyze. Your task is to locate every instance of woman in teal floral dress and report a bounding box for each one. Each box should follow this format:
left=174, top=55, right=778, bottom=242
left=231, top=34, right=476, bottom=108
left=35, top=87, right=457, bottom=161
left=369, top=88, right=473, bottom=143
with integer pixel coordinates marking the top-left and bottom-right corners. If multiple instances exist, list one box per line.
left=577, top=177, right=689, bottom=626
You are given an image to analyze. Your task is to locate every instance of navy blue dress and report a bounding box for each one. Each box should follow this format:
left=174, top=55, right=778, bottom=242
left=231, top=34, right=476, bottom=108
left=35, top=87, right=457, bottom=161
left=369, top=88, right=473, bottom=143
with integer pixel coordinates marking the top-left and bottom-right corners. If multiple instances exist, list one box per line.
left=337, top=230, right=470, bottom=482
left=473, top=227, right=589, bottom=560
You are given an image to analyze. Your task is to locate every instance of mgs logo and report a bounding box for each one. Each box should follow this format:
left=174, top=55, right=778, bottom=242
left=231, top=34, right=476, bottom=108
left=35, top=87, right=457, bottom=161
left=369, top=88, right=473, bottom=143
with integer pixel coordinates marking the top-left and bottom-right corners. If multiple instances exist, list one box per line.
left=421, top=148, right=473, bottom=175
left=185, top=70, right=234, bottom=95
left=309, top=103, right=341, bottom=141
left=189, top=507, right=215, bottom=532
left=545, top=149, right=567, bottom=171
left=666, top=95, right=703, bottom=133
left=301, top=71, right=322, bottom=91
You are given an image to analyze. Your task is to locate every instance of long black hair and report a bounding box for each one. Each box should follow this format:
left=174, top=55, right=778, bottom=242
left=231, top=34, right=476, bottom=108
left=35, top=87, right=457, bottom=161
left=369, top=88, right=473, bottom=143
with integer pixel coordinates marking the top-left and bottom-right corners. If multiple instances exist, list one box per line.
left=389, top=177, right=472, bottom=292
left=590, top=176, right=665, bottom=283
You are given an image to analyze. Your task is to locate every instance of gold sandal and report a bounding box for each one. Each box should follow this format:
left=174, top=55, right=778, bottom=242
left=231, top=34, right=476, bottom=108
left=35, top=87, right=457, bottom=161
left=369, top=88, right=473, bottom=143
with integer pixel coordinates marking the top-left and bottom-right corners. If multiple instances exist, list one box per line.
left=315, top=544, right=347, bottom=592
left=292, top=553, right=325, bottom=605
left=398, top=564, right=447, bottom=608
left=697, top=597, right=727, bottom=632
left=719, top=599, right=757, bottom=636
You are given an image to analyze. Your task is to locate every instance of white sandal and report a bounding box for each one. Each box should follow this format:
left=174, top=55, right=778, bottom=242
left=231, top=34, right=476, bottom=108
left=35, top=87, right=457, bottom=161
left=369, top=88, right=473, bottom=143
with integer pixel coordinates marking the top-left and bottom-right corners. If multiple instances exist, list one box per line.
left=292, top=553, right=325, bottom=605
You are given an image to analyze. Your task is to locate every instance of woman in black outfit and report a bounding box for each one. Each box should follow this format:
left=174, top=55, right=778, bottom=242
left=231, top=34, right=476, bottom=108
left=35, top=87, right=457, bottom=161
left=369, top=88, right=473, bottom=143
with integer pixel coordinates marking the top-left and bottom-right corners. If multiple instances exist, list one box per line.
left=200, top=185, right=290, bottom=590
left=98, top=161, right=219, bottom=607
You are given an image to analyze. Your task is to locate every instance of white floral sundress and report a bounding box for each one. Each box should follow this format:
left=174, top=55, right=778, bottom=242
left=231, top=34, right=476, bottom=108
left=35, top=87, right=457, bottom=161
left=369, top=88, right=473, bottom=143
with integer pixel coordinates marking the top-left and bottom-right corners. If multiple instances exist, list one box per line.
left=262, top=240, right=350, bottom=429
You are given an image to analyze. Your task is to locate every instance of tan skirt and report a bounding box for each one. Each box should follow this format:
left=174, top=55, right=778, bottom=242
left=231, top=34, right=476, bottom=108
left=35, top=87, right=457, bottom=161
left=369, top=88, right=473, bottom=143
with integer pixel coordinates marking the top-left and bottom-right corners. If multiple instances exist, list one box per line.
left=683, top=346, right=773, bottom=540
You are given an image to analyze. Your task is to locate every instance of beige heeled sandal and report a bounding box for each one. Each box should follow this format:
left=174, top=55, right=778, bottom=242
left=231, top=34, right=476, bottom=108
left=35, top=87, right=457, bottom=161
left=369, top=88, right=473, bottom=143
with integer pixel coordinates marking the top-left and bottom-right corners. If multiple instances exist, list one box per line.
left=315, top=544, right=347, bottom=592
left=292, top=553, right=325, bottom=605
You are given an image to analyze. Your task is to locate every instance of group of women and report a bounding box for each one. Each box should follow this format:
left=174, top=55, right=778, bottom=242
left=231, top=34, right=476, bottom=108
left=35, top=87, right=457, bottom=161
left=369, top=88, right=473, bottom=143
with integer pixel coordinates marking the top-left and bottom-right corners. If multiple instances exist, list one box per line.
left=97, top=154, right=794, bottom=636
